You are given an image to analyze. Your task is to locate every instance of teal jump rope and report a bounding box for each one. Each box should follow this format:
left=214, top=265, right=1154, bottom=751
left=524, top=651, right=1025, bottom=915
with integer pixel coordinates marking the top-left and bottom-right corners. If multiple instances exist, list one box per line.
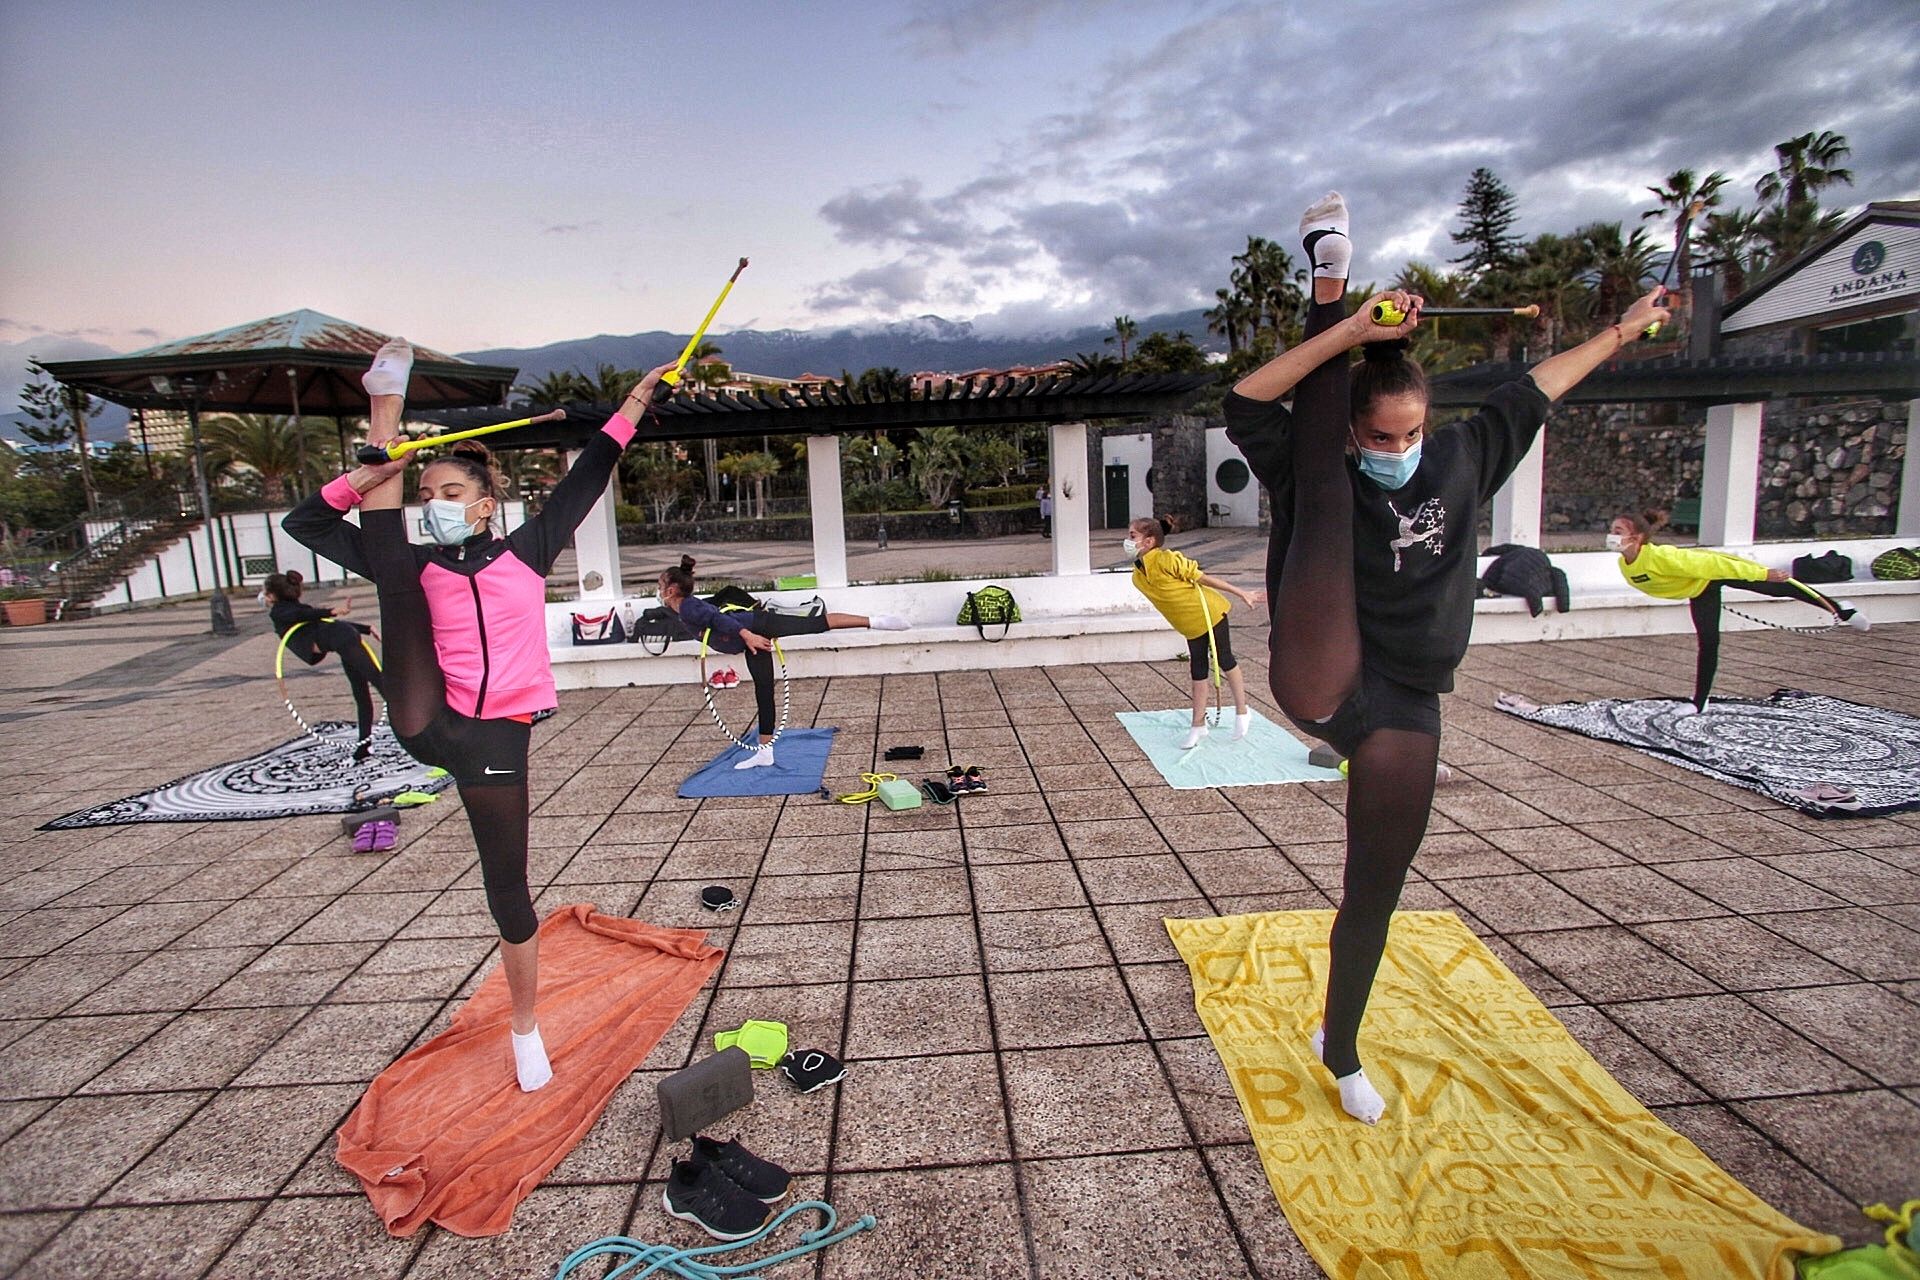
left=553, top=1200, right=877, bottom=1280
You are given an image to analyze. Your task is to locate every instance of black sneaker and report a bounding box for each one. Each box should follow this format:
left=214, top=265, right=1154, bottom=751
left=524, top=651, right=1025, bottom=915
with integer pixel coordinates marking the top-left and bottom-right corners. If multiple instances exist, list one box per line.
left=689, top=1134, right=792, bottom=1204
left=662, top=1157, right=770, bottom=1239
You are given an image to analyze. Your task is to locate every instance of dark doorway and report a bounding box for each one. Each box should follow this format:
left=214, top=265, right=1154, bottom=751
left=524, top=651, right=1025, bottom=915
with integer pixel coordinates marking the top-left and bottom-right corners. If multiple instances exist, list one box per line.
left=1105, top=465, right=1130, bottom=527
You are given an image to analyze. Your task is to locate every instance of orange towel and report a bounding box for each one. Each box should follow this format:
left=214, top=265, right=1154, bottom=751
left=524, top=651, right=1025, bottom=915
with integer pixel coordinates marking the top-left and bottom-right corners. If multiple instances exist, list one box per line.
left=336, top=904, right=723, bottom=1237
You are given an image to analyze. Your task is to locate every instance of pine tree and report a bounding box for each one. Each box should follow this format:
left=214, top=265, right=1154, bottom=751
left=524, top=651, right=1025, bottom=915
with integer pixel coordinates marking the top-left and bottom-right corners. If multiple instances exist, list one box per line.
left=1449, top=168, right=1522, bottom=276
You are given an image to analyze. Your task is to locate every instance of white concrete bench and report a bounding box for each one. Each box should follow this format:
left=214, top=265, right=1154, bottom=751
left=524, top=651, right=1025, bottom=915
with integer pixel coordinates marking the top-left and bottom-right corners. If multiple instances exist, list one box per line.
left=545, top=572, right=1184, bottom=687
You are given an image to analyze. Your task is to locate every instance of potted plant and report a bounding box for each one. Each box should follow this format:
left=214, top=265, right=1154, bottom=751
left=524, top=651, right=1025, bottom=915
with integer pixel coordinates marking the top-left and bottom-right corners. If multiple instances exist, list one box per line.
left=0, top=587, right=48, bottom=626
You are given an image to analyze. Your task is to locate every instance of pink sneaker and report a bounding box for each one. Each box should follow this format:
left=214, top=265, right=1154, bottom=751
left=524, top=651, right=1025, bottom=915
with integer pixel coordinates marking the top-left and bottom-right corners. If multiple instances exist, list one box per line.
left=368, top=819, right=398, bottom=852
left=351, top=821, right=379, bottom=853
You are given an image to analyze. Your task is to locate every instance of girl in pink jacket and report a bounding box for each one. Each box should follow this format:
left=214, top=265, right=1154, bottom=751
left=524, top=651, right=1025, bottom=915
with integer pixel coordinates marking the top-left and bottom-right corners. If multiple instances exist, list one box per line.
left=286, top=342, right=675, bottom=1091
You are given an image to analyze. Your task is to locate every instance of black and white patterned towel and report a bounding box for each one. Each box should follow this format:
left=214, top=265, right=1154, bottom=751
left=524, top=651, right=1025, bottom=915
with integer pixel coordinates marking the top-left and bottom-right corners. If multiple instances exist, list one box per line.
left=1495, top=688, right=1920, bottom=817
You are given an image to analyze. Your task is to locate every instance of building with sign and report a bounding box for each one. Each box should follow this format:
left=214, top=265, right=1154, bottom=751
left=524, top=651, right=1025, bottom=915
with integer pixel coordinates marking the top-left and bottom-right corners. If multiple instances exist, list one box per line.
left=1720, top=201, right=1919, bottom=358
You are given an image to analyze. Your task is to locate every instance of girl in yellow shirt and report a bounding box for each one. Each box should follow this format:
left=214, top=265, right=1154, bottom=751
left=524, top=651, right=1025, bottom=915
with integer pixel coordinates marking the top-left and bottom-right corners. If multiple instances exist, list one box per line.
left=1126, top=516, right=1267, bottom=748
left=1610, top=508, right=1867, bottom=712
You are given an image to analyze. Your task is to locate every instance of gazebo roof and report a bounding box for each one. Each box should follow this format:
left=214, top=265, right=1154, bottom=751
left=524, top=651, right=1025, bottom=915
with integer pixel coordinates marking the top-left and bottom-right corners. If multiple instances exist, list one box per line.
left=1429, top=350, right=1920, bottom=407
left=42, top=309, right=517, bottom=415
left=412, top=371, right=1215, bottom=449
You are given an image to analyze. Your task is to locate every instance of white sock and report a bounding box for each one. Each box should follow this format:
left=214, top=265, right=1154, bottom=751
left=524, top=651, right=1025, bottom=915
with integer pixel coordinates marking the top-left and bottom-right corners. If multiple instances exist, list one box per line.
left=1434, top=763, right=1454, bottom=786
left=869, top=614, right=910, bottom=631
left=1300, top=191, right=1351, bottom=281
left=512, top=1025, right=552, bottom=1092
left=734, top=744, right=775, bottom=770
left=1180, top=724, right=1208, bottom=750
left=1232, top=711, right=1252, bottom=741
left=362, top=338, right=414, bottom=399
left=1311, top=1026, right=1384, bottom=1125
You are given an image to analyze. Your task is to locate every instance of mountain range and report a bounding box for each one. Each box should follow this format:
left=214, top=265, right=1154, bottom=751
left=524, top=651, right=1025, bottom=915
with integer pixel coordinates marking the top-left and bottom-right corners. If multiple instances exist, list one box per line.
left=2, top=310, right=1214, bottom=446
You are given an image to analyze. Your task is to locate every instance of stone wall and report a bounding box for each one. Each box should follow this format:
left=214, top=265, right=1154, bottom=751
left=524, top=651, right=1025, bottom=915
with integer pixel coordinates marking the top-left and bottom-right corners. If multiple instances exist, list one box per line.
left=617, top=504, right=1043, bottom=546
left=1537, top=397, right=1909, bottom=538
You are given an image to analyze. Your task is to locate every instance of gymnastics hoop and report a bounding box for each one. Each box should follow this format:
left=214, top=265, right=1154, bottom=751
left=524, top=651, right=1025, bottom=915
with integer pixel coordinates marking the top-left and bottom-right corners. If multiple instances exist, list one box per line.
left=698, top=627, right=789, bottom=752
left=1723, top=605, right=1839, bottom=636
left=274, top=620, right=389, bottom=752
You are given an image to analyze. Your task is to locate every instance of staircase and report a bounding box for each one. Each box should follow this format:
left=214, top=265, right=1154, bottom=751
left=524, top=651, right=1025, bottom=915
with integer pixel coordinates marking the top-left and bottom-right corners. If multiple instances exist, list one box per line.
left=6, top=508, right=201, bottom=619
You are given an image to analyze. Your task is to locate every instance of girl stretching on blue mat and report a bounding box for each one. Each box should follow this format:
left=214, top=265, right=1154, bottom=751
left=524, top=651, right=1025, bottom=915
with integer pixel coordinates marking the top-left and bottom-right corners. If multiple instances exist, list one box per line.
left=1609, top=508, right=1867, bottom=713
left=286, top=342, right=677, bottom=1093
left=1225, top=191, right=1670, bottom=1123
left=261, top=570, right=386, bottom=762
left=654, top=556, right=908, bottom=770
left=1125, top=515, right=1265, bottom=748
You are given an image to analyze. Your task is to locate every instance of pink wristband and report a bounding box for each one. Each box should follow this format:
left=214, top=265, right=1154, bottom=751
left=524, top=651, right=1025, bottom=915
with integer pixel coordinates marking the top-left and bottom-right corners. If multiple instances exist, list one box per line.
left=603, top=412, right=637, bottom=449
left=321, top=474, right=365, bottom=511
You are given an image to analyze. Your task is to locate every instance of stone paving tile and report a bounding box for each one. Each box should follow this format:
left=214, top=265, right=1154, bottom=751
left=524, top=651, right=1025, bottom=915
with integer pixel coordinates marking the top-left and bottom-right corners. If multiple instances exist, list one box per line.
left=401, top=1183, right=633, bottom=1280
left=205, top=1195, right=421, bottom=1280
left=1023, top=1150, right=1250, bottom=1280
left=1759, top=907, right=1920, bottom=981
left=832, top=1050, right=1011, bottom=1169
left=1509, top=927, right=1719, bottom=1003
left=1, top=1012, right=171, bottom=1100
left=988, top=965, right=1144, bottom=1049
left=1736, top=1090, right=1920, bottom=1214
left=854, top=912, right=980, bottom=979
left=977, top=906, right=1113, bottom=972
left=1653, top=1103, right=1865, bottom=1242
left=1605, top=994, right=1873, bottom=1098
left=105, top=1082, right=363, bottom=1203
left=1003, top=1043, right=1190, bottom=1159
left=0, top=1089, right=211, bottom=1208
left=15, top=1201, right=255, bottom=1280
left=845, top=974, right=991, bottom=1059
left=1742, top=984, right=1920, bottom=1087
left=820, top=1166, right=1029, bottom=1279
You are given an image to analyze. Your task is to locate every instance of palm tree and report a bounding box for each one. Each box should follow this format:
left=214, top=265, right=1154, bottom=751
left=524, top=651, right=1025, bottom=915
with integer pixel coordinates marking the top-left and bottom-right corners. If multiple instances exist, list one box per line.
left=1205, top=287, right=1261, bottom=354
left=1755, top=131, right=1853, bottom=213
left=1692, top=208, right=1766, bottom=299
left=716, top=450, right=781, bottom=519
left=1577, top=222, right=1659, bottom=326
left=906, top=427, right=968, bottom=508
left=1641, top=168, right=1728, bottom=330
left=1754, top=200, right=1849, bottom=264
left=515, top=369, right=591, bottom=405
left=1513, top=234, right=1593, bottom=355
left=1105, top=316, right=1138, bottom=364
left=1231, top=237, right=1305, bottom=338
left=203, top=414, right=335, bottom=506
left=1065, top=351, right=1124, bottom=377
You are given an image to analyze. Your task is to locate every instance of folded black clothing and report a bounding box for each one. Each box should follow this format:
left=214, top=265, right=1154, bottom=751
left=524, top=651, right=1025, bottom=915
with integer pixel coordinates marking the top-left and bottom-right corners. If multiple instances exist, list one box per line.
left=884, top=745, right=925, bottom=760
left=779, top=1049, right=847, bottom=1093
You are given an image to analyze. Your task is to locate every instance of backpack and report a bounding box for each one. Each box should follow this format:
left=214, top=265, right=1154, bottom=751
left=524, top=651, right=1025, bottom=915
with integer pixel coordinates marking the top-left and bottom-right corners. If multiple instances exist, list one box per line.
left=1870, top=547, right=1920, bottom=582
left=705, top=584, right=762, bottom=612
left=1791, top=550, right=1853, bottom=583
left=956, top=585, right=1021, bottom=641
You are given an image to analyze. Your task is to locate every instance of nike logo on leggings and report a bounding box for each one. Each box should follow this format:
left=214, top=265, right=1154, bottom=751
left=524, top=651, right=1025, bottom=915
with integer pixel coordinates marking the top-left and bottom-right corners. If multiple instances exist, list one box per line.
left=483, top=767, right=516, bottom=776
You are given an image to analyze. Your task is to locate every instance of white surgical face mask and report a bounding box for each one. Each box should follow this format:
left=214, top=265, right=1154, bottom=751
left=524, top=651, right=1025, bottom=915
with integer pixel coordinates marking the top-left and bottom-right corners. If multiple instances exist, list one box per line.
left=1354, top=440, right=1422, bottom=489
left=256, top=589, right=270, bottom=608
left=419, top=497, right=488, bottom=545
left=1605, top=533, right=1626, bottom=552
left=1122, top=537, right=1140, bottom=556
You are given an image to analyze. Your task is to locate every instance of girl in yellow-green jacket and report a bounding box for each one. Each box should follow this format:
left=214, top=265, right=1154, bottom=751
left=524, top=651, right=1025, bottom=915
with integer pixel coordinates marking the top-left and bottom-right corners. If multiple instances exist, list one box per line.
left=1126, top=516, right=1267, bottom=748
left=1610, top=508, right=1868, bottom=713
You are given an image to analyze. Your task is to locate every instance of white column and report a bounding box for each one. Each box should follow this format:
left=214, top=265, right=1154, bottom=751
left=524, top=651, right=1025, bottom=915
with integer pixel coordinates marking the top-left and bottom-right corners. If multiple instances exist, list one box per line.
left=1489, top=433, right=1545, bottom=547
left=1049, top=420, right=1091, bottom=576
left=566, top=448, right=622, bottom=601
left=806, top=434, right=848, bottom=589
left=1899, top=399, right=1920, bottom=539
left=1699, top=401, right=1763, bottom=547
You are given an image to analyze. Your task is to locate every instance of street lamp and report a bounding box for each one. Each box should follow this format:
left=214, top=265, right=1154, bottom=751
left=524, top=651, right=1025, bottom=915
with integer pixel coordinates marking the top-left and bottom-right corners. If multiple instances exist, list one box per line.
left=150, top=374, right=236, bottom=636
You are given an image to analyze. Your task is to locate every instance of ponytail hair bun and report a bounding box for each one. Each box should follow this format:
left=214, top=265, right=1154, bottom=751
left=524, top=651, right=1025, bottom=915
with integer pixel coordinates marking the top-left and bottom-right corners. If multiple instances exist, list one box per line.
left=286, top=569, right=304, bottom=587
left=1362, top=338, right=1412, bottom=362
left=680, top=554, right=697, bottom=572
left=1351, top=339, right=1428, bottom=420
left=1157, top=516, right=1174, bottom=537
left=1611, top=508, right=1669, bottom=539
left=661, top=555, right=699, bottom=598
left=1642, top=508, right=1670, bottom=532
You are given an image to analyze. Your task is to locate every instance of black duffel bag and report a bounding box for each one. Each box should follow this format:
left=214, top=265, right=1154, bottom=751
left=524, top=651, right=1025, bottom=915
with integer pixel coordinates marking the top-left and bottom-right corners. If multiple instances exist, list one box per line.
left=1791, top=550, right=1853, bottom=584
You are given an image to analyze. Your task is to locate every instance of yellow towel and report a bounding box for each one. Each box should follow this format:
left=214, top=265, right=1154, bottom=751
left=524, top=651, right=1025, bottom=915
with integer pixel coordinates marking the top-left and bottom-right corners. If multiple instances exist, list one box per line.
left=1166, top=910, right=1840, bottom=1279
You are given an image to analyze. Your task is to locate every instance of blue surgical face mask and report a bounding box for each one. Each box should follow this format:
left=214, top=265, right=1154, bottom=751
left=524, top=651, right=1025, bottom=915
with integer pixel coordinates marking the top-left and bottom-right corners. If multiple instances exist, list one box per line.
left=419, top=497, right=488, bottom=545
left=1354, top=439, right=1421, bottom=489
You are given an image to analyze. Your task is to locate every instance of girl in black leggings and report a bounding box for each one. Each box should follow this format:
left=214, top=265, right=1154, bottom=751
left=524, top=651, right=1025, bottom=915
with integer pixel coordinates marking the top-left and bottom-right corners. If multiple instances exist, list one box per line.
left=1609, top=508, right=1868, bottom=711
left=262, top=570, right=386, bottom=762
left=286, top=340, right=676, bottom=1092
left=655, top=556, right=908, bottom=769
left=1225, top=191, right=1670, bottom=1123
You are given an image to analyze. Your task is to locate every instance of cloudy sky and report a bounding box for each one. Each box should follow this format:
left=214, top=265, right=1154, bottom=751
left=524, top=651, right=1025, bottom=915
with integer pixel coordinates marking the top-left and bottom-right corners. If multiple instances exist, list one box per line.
left=1, top=0, right=1915, bottom=360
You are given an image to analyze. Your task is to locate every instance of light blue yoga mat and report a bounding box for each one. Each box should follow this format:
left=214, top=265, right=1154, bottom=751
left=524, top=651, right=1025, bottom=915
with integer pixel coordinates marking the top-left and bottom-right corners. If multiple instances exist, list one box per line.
left=1114, top=709, right=1342, bottom=790
left=678, top=727, right=837, bottom=798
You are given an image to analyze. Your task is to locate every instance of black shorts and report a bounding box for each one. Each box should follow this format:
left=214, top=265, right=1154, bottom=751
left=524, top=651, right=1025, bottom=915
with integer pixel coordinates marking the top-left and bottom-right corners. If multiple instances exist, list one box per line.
left=1288, top=665, right=1441, bottom=758
left=396, top=708, right=532, bottom=788
left=1186, top=619, right=1237, bottom=682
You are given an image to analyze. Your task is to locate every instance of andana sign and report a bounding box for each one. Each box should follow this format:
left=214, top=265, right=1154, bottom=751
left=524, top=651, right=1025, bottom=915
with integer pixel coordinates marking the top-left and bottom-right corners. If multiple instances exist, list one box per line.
left=1723, top=220, right=1920, bottom=333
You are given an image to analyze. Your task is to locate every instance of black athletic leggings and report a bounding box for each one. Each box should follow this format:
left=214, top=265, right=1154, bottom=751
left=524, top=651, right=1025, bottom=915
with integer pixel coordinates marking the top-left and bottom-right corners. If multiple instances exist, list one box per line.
left=740, top=610, right=830, bottom=735
left=1269, top=297, right=1441, bottom=1080
left=360, top=509, right=538, bottom=944
left=1186, top=618, right=1237, bottom=683
left=311, top=621, right=386, bottom=757
left=1689, top=578, right=1841, bottom=710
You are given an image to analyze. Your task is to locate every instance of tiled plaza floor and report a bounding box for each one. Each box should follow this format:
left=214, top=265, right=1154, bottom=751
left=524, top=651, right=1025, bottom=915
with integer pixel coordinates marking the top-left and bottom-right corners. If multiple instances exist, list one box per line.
left=0, top=597, right=1915, bottom=1278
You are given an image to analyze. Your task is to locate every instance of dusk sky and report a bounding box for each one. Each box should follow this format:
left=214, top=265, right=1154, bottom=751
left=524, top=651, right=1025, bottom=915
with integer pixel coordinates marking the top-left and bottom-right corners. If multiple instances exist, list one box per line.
left=2, top=0, right=1916, bottom=364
